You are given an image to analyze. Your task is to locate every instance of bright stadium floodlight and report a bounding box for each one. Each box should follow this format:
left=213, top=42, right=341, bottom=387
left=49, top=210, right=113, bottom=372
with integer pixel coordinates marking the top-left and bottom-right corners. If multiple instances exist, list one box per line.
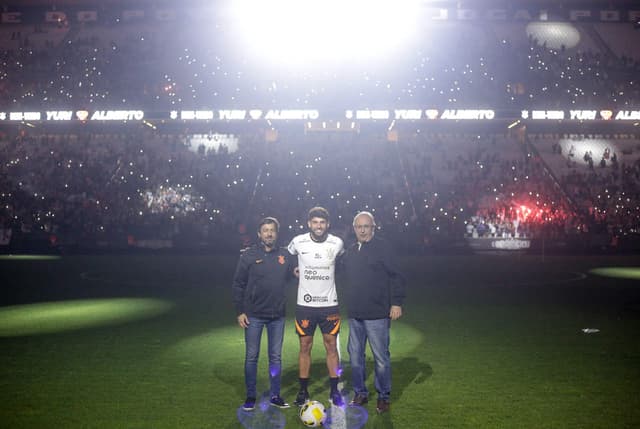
left=227, top=0, right=421, bottom=69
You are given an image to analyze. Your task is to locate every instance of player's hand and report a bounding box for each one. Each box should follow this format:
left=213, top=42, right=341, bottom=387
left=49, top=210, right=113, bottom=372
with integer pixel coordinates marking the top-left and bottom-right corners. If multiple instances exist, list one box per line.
left=237, top=313, right=250, bottom=328
left=389, top=305, right=402, bottom=320
left=293, top=267, right=299, bottom=278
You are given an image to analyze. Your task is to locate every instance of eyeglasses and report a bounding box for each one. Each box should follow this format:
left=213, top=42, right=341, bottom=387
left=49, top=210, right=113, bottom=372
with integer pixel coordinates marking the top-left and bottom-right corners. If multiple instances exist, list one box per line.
left=354, top=224, right=373, bottom=230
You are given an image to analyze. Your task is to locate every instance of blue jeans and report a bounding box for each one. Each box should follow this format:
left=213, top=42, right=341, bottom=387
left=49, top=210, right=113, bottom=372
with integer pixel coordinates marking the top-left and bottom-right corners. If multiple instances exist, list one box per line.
left=244, top=316, right=285, bottom=398
left=347, top=318, right=391, bottom=401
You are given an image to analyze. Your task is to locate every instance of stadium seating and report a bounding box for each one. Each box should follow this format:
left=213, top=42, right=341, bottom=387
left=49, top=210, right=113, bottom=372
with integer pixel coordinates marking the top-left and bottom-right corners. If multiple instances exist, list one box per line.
left=1, top=15, right=638, bottom=252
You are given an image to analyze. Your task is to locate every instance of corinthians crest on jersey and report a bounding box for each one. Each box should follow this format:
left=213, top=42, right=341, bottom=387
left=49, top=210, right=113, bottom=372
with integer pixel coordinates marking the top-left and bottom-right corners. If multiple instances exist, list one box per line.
left=288, top=233, right=344, bottom=307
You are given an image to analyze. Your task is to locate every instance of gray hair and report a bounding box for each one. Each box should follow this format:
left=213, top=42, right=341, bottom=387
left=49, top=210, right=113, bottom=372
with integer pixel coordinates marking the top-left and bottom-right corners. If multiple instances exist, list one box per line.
left=352, top=211, right=376, bottom=226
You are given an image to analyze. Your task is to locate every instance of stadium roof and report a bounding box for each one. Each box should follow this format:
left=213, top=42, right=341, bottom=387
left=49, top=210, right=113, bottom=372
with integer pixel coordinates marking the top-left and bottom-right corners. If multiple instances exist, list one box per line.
left=2, top=0, right=638, bottom=6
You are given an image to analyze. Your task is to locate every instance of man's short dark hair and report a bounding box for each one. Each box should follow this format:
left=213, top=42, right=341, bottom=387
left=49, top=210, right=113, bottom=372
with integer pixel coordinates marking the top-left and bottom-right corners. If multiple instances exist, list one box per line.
left=308, top=206, right=330, bottom=222
left=258, top=217, right=280, bottom=232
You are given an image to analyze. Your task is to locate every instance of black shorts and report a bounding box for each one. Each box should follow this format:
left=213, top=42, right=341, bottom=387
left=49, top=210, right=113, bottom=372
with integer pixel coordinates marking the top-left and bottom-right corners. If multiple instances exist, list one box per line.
left=294, top=305, right=341, bottom=337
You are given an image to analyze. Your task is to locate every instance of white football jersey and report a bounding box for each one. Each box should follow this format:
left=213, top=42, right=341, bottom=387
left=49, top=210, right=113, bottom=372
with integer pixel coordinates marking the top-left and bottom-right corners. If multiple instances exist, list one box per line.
left=288, top=233, right=344, bottom=307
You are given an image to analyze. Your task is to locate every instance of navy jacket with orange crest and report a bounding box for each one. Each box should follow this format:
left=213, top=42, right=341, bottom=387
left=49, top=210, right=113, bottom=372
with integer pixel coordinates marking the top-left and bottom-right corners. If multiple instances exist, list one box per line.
left=232, top=244, right=297, bottom=319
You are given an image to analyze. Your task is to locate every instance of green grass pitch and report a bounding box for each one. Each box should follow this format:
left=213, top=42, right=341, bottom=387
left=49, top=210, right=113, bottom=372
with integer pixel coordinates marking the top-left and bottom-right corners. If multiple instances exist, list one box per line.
left=1, top=253, right=639, bottom=428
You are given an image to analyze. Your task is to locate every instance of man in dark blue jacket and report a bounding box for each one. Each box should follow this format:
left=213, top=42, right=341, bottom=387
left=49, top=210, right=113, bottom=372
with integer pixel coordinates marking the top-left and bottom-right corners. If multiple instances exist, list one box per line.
left=340, top=211, right=406, bottom=414
left=232, top=217, right=296, bottom=411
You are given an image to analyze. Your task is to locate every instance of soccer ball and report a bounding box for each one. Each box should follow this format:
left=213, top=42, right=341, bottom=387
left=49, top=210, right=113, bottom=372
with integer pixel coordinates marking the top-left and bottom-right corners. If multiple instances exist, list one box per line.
left=299, top=400, right=327, bottom=427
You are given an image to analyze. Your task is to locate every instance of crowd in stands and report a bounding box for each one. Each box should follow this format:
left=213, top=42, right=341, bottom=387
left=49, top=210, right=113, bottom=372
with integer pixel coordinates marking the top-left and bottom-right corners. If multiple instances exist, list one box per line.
left=1, top=18, right=639, bottom=252
left=508, top=40, right=640, bottom=108
left=2, top=126, right=638, bottom=252
left=1, top=19, right=640, bottom=110
left=534, top=135, right=640, bottom=242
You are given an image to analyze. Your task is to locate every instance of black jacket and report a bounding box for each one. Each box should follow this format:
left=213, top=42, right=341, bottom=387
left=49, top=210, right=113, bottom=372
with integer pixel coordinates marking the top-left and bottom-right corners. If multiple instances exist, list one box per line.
left=231, top=244, right=296, bottom=319
left=339, top=236, right=406, bottom=320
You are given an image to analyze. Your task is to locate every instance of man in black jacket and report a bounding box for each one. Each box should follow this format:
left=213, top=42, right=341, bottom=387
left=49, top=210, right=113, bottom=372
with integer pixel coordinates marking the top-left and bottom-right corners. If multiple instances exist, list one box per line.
left=232, top=217, right=296, bottom=411
left=341, top=211, right=406, bottom=414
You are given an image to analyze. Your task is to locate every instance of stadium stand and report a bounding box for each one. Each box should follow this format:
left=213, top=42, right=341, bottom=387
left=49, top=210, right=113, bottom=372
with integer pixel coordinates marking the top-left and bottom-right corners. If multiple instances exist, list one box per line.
left=1, top=5, right=639, bottom=253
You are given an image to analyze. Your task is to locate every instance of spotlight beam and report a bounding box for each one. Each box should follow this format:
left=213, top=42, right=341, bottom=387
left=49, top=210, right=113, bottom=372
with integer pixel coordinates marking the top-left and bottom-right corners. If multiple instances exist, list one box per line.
left=228, top=0, right=421, bottom=68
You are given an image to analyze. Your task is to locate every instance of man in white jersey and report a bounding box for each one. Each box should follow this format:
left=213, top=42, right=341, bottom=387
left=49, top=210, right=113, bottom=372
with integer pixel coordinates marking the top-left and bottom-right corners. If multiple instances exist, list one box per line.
left=288, top=206, right=345, bottom=407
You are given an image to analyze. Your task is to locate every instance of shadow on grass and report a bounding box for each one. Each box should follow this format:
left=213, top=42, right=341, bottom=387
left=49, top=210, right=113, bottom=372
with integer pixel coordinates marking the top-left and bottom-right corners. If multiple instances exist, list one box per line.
left=394, top=356, right=433, bottom=399
left=275, top=354, right=433, bottom=399
left=280, top=361, right=340, bottom=401
left=235, top=393, right=288, bottom=429
left=352, top=356, right=431, bottom=429
left=368, top=411, right=395, bottom=429
left=210, top=361, right=334, bottom=409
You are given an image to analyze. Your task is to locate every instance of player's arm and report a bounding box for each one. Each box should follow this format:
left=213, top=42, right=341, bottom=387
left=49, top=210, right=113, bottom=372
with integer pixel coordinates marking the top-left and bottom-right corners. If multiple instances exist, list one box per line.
left=334, top=238, right=346, bottom=271
left=287, top=238, right=300, bottom=279
left=282, top=247, right=299, bottom=280
left=336, top=236, right=345, bottom=257
left=287, top=237, right=298, bottom=255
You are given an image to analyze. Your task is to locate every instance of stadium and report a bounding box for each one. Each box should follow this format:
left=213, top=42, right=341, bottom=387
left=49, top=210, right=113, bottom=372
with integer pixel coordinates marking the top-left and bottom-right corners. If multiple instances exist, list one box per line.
left=1, top=0, right=640, bottom=428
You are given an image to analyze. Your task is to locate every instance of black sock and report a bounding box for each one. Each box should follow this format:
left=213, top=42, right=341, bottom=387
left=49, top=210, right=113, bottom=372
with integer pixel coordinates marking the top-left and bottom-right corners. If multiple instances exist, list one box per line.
left=299, top=377, right=309, bottom=392
left=329, top=376, right=339, bottom=393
